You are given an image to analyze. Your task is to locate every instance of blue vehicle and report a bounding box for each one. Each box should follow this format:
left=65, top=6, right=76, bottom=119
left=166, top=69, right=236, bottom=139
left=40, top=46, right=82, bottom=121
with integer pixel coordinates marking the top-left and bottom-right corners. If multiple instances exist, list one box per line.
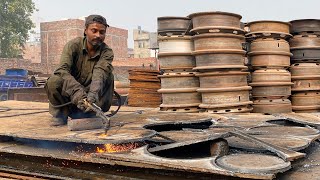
left=0, top=69, right=36, bottom=101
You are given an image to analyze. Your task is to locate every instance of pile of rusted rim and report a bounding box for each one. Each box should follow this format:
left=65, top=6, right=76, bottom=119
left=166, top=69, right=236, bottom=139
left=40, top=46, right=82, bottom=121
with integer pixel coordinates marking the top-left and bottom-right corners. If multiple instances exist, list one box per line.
left=246, top=21, right=293, bottom=113
left=127, top=69, right=161, bottom=107
left=189, top=11, right=252, bottom=113
left=157, top=16, right=201, bottom=112
left=289, top=19, right=320, bottom=112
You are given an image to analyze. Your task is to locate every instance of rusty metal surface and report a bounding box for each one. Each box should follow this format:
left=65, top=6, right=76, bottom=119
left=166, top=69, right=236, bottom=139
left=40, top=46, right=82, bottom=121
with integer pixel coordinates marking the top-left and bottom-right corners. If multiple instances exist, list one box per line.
left=272, top=113, right=320, bottom=127
left=247, top=20, right=291, bottom=34
left=291, top=92, right=320, bottom=112
left=192, top=50, right=246, bottom=70
left=159, top=90, right=201, bottom=108
left=7, top=87, right=48, bottom=103
left=196, top=71, right=249, bottom=88
left=290, top=34, right=320, bottom=48
left=248, top=52, right=291, bottom=69
left=215, top=153, right=291, bottom=174
left=250, top=85, right=292, bottom=99
left=248, top=126, right=319, bottom=137
left=246, top=32, right=292, bottom=41
left=188, top=11, right=242, bottom=33
left=227, top=135, right=310, bottom=151
left=158, top=36, right=193, bottom=53
left=158, top=73, right=199, bottom=89
left=198, top=87, right=252, bottom=109
left=291, top=79, right=320, bottom=91
left=157, top=16, right=191, bottom=35
left=249, top=38, right=290, bottom=52
left=291, top=48, right=320, bottom=62
left=128, top=69, right=161, bottom=107
left=251, top=69, right=291, bottom=83
left=290, top=63, right=320, bottom=78
left=205, top=105, right=253, bottom=114
left=192, top=33, right=245, bottom=51
left=158, top=53, right=195, bottom=70
left=290, top=19, right=320, bottom=35
left=252, top=99, right=292, bottom=113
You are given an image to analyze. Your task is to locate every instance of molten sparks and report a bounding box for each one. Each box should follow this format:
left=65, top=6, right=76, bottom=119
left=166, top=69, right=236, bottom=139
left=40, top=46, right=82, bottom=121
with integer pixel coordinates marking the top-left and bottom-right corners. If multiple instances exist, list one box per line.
left=96, top=142, right=142, bottom=153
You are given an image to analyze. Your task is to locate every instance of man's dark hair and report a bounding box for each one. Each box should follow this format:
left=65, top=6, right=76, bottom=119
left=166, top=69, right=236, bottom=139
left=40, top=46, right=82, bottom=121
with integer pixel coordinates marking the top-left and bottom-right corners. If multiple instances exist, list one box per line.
left=85, top=14, right=109, bottom=28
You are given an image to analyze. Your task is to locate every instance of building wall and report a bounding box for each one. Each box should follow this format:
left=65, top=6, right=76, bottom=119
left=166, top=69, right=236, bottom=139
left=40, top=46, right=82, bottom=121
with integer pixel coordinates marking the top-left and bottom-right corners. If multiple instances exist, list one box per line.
left=133, top=29, right=151, bottom=58
left=40, top=19, right=128, bottom=66
left=23, top=41, right=41, bottom=63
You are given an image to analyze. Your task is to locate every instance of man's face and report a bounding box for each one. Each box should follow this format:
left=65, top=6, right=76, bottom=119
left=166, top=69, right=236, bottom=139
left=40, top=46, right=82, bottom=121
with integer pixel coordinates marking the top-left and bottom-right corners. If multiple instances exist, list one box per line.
left=85, top=23, right=106, bottom=48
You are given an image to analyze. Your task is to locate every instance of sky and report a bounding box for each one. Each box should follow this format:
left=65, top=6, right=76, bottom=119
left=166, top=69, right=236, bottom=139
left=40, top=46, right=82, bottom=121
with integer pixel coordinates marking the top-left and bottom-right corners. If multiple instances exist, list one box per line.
left=32, top=0, right=320, bottom=48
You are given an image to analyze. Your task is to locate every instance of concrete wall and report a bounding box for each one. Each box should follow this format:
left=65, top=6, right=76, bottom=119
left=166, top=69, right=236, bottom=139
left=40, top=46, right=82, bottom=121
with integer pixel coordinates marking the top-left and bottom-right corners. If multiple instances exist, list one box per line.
left=133, top=29, right=151, bottom=58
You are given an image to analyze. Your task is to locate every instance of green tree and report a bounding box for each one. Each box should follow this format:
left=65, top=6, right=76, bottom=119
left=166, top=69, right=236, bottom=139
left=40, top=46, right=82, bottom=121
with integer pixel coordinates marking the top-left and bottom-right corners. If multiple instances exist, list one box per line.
left=0, top=0, right=36, bottom=58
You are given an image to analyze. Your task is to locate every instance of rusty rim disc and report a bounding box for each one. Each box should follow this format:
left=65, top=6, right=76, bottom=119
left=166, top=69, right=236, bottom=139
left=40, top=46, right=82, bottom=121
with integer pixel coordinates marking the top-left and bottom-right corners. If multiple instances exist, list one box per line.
left=214, top=153, right=291, bottom=174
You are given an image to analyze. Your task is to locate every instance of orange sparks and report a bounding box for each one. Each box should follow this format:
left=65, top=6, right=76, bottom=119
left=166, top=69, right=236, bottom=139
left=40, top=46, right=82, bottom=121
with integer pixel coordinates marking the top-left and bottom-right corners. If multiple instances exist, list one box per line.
left=96, top=142, right=142, bottom=153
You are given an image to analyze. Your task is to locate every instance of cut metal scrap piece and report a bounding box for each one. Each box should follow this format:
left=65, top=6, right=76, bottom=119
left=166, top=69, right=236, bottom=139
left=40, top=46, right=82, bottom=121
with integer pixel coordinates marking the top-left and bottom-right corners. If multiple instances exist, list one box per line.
left=214, top=153, right=291, bottom=174
left=230, top=129, right=305, bottom=161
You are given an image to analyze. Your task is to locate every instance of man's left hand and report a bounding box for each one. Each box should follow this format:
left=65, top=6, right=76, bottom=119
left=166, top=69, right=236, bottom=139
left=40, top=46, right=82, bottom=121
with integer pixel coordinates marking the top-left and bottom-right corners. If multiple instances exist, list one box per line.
left=87, top=91, right=99, bottom=103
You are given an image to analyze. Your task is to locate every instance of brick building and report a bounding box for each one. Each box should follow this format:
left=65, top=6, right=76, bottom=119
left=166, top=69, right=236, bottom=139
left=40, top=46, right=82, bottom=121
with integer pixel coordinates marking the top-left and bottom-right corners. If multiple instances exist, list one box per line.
left=40, top=18, right=128, bottom=66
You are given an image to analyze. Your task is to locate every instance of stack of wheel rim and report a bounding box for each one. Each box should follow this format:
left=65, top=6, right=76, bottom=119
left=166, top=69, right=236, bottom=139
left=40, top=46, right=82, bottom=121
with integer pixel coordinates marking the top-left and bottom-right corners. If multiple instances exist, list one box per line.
left=157, top=16, right=202, bottom=113
left=289, top=19, right=320, bottom=112
left=246, top=21, right=293, bottom=113
left=188, top=11, right=253, bottom=113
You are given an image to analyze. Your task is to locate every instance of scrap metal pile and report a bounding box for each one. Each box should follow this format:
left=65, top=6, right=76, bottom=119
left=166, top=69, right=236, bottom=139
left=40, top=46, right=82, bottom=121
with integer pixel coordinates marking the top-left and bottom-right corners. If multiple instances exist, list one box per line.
left=156, top=13, right=320, bottom=115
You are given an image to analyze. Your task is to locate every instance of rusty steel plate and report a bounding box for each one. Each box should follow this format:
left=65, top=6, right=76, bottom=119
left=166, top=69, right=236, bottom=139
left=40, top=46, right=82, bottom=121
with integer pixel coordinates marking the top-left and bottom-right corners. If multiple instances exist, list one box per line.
left=291, top=48, right=320, bottom=62
left=192, top=33, right=245, bottom=51
left=247, top=20, right=291, bottom=34
left=188, top=11, right=242, bottom=32
left=290, top=34, right=320, bottom=49
left=205, top=105, right=253, bottom=114
left=246, top=32, right=292, bottom=41
left=251, top=69, right=291, bottom=83
left=73, top=128, right=156, bottom=144
left=158, top=73, right=199, bottom=89
left=250, top=83, right=292, bottom=98
left=192, top=49, right=245, bottom=68
left=248, top=126, right=320, bottom=137
left=227, top=135, right=310, bottom=151
left=193, top=65, right=248, bottom=72
left=252, top=99, right=292, bottom=113
left=290, top=19, right=320, bottom=35
left=158, top=36, right=193, bottom=53
left=290, top=63, right=320, bottom=78
left=196, top=71, right=249, bottom=88
left=291, top=79, right=320, bottom=91
left=158, top=53, right=195, bottom=70
left=198, top=86, right=252, bottom=109
left=158, top=89, right=201, bottom=108
left=214, top=153, right=291, bottom=174
left=249, top=38, right=290, bottom=52
left=248, top=51, right=291, bottom=69
left=157, top=16, right=192, bottom=35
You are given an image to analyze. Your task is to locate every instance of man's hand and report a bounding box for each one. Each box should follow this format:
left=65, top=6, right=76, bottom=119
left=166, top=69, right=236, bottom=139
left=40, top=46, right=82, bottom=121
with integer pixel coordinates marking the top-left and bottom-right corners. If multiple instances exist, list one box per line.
left=77, top=100, right=87, bottom=111
left=87, top=91, right=99, bottom=103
